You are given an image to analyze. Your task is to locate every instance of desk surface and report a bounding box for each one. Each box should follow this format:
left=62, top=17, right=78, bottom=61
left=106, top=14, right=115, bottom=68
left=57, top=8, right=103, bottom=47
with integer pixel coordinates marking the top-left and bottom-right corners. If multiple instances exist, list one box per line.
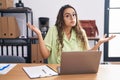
left=0, top=64, right=120, bottom=80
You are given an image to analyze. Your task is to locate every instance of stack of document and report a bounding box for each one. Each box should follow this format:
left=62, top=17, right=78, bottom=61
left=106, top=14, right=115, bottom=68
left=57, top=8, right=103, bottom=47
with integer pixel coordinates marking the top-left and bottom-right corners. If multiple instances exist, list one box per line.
left=23, top=65, right=58, bottom=78
left=0, top=64, right=17, bottom=75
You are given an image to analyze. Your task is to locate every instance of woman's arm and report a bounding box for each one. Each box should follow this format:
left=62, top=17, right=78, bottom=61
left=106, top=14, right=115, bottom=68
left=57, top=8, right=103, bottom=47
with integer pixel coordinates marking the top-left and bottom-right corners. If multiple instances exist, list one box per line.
left=27, top=23, right=50, bottom=59
left=90, top=34, right=116, bottom=50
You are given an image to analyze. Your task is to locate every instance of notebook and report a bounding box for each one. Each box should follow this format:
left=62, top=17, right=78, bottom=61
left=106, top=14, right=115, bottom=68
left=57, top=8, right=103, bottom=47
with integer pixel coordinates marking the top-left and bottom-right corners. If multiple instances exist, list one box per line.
left=23, top=65, right=58, bottom=78
left=58, top=51, right=101, bottom=75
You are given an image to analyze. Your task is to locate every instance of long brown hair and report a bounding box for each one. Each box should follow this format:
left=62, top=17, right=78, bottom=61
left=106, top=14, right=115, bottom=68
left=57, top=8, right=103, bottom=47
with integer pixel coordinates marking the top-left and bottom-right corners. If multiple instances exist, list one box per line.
left=55, top=4, right=88, bottom=55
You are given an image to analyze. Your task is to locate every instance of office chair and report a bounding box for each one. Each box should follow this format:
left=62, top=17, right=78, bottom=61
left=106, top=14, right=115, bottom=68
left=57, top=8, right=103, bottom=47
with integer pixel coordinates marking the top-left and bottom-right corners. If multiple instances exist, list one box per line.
left=0, top=56, right=26, bottom=63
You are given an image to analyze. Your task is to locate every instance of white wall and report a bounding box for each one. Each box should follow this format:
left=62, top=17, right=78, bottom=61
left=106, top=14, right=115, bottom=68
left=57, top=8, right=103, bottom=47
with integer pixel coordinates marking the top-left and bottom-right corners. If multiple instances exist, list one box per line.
left=14, top=0, right=104, bottom=32
left=14, top=0, right=105, bottom=62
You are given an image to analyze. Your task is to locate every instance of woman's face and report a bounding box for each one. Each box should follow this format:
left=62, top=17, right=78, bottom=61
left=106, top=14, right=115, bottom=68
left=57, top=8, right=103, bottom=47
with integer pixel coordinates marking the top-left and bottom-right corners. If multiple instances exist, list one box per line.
left=63, top=8, right=76, bottom=28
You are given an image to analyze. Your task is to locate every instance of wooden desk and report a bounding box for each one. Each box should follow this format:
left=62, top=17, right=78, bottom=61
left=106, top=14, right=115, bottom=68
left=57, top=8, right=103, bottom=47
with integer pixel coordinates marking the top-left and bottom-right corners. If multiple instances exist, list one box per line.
left=0, top=64, right=120, bottom=80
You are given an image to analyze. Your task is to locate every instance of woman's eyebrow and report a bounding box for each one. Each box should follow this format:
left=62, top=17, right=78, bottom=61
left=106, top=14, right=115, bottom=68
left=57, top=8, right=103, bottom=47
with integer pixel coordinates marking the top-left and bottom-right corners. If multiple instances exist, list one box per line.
left=64, top=12, right=75, bottom=15
left=64, top=13, right=70, bottom=15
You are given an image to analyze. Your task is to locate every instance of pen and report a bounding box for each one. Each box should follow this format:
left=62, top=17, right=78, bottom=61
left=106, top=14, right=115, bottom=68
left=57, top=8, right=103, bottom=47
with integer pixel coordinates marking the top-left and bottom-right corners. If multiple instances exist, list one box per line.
left=42, top=69, right=52, bottom=76
left=42, top=69, right=47, bottom=74
left=0, top=64, right=10, bottom=71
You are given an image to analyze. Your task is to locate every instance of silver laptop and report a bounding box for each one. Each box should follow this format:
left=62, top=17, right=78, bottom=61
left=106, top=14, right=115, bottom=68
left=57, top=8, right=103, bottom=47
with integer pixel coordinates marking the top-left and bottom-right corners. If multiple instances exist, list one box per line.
left=58, top=51, right=101, bottom=75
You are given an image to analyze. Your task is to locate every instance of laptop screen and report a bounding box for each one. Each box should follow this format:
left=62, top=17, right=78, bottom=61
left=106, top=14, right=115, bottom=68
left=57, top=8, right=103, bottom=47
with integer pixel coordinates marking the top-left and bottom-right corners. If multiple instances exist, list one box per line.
left=59, top=51, right=101, bottom=75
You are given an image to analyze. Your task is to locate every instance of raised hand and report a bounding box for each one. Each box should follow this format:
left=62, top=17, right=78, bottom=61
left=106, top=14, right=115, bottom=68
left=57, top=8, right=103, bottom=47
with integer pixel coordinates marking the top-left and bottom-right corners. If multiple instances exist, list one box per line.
left=99, top=34, right=116, bottom=43
left=27, top=23, right=41, bottom=36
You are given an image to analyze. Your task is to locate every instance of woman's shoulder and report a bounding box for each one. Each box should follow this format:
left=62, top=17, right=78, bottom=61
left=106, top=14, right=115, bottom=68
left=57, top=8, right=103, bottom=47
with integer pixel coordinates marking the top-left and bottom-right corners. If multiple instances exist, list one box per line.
left=49, top=25, right=56, bottom=29
left=49, top=25, right=58, bottom=32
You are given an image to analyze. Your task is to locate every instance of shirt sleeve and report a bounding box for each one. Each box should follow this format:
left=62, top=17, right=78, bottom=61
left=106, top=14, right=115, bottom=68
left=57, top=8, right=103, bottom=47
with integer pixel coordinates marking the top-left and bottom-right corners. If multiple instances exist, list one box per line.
left=44, top=26, right=57, bottom=52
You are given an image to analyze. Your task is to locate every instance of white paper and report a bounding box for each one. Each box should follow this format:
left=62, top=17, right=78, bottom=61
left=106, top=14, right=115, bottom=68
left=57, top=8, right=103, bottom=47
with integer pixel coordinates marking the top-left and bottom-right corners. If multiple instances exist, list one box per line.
left=23, top=65, right=58, bottom=78
left=0, top=64, right=17, bottom=75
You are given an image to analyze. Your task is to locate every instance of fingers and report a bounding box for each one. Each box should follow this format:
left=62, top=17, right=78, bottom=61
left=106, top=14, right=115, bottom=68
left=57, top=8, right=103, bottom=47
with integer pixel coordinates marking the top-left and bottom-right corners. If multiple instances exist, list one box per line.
left=109, top=35, right=116, bottom=40
left=105, top=35, right=116, bottom=41
left=104, top=34, right=107, bottom=38
left=104, top=34, right=116, bottom=39
left=111, top=35, right=116, bottom=37
left=27, top=23, right=32, bottom=29
left=27, top=22, right=31, bottom=27
left=27, top=23, right=35, bottom=30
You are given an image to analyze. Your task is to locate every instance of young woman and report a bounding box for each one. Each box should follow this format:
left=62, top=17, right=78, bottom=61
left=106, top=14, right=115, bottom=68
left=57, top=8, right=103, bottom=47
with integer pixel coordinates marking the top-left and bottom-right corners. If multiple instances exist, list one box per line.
left=27, top=4, right=115, bottom=64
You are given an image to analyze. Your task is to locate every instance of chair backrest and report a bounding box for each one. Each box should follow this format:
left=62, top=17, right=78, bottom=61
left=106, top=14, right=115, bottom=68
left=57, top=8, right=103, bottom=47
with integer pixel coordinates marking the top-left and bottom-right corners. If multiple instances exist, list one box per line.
left=0, top=56, right=26, bottom=63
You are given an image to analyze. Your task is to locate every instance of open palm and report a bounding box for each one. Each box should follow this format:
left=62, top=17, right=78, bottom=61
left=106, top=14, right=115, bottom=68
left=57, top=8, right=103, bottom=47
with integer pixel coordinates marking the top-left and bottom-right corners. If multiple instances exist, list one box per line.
left=27, top=23, right=41, bottom=35
left=99, top=34, right=116, bottom=43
